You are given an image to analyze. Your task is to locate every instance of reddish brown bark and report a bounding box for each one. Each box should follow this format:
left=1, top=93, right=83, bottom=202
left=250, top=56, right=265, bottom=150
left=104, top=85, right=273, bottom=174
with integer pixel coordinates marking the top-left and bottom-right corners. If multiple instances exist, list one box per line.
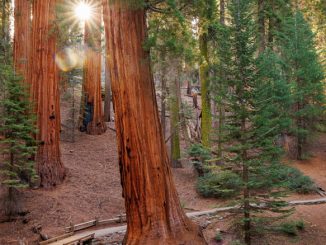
left=30, top=0, right=65, bottom=188
left=13, top=0, right=30, bottom=82
left=83, top=4, right=107, bottom=135
left=103, top=0, right=112, bottom=122
left=106, top=2, right=206, bottom=244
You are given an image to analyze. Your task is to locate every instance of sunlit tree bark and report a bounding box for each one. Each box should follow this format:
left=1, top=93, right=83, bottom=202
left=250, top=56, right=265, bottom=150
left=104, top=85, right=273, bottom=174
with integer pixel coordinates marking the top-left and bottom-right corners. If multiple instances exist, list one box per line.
left=82, top=3, right=106, bottom=134
left=30, top=0, right=65, bottom=188
left=103, top=0, right=112, bottom=122
left=106, top=2, right=206, bottom=244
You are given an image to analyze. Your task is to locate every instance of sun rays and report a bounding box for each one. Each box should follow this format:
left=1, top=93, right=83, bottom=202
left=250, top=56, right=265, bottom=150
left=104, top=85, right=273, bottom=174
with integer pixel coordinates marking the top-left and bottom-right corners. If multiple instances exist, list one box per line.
left=58, top=0, right=100, bottom=32
left=55, top=0, right=101, bottom=71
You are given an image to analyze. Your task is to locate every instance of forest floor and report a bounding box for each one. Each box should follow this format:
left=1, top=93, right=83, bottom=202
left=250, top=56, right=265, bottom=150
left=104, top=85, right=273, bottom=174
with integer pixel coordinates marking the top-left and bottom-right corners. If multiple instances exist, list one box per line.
left=0, top=93, right=326, bottom=244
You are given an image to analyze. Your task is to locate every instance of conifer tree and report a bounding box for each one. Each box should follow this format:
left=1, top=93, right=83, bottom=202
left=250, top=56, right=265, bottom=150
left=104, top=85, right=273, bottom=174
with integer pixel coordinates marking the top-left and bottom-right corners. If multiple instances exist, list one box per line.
left=278, top=10, right=325, bottom=160
left=147, top=2, right=196, bottom=168
left=214, top=1, right=293, bottom=243
left=198, top=0, right=217, bottom=147
left=0, top=62, right=37, bottom=217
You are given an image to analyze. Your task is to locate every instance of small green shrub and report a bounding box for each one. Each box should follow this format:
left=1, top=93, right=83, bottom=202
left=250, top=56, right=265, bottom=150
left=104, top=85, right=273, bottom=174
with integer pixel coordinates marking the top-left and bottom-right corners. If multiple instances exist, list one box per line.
left=290, top=175, right=316, bottom=194
left=230, top=240, right=245, bottom=245
left=215, top=232, right=222, bottom=242
left=280, top=222, right=298, bottom=235
left=278, top=220, right=305, bottom=236
left=188, top=144, right=211, bottom=176
left=274, top=166, right=316, bottom=194
left=315, top=122, right=326, bottom=133
left=197, top=171, right=242, bottom=198
left=188, top=143, right=211, bottom=161
left=294, top=220, right=305, bottom=230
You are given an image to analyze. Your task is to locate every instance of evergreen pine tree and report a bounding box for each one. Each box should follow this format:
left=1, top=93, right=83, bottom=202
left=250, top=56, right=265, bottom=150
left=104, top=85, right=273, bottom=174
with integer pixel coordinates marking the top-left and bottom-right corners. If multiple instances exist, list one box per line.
left=146, top=2, right=196, bottom=167
left=213, top=1, right=293, bottom=243
left=0, top=62, right=37, bottom=217
left=278, top=10, right=325, bottom=160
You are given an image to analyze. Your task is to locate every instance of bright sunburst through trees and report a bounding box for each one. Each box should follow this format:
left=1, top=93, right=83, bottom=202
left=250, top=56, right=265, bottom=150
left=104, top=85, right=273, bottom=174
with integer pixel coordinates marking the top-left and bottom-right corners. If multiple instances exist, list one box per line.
left=0, top=0, right=325, bottom=244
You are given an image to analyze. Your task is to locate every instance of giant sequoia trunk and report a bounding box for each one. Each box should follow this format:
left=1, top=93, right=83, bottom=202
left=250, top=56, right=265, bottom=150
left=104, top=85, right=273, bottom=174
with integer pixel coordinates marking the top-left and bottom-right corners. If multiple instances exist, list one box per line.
left=103, top=0, right=112, bottom=122
left=106, top=2, right=206, bottom=244
left=82, top=4, right=107, bottom=134
left=30, top=0, right=65, bottom=188
left=13, top=0, right=30, bottom=81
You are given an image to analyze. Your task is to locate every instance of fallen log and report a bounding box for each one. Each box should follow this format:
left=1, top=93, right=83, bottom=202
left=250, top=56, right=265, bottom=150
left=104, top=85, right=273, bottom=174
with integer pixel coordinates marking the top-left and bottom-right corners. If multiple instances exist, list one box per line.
left=65, top=215, right=126, bottom=233
left=65, top=219, right=98, bottom=233
left=288, top=197, right=326, bottom=206
left=39, top=233, right=74, bottom=245
left=186, top=206, right=240, bottom=218
left=98, top=214, right=126, bottom=226
left=46, top=197, right=326, bottom=244
left=62, top=233, right=95, bottom=245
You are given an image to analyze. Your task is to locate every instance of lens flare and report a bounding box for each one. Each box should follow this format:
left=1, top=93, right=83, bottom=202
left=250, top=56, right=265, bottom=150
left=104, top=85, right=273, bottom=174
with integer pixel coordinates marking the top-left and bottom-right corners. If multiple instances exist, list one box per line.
left=74, top=2, right=92, bottom=21
left=56, top=47, right=85, bottom=72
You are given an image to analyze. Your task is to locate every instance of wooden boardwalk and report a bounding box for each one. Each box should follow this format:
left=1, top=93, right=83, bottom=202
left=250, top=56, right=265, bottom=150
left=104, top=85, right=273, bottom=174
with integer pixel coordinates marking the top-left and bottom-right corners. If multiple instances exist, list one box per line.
left=45, top=197, right=326, bottom=245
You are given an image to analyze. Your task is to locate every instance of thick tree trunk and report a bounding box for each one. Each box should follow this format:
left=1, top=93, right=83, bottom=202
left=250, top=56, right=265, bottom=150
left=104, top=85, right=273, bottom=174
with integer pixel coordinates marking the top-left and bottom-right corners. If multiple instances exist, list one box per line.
left=103, top=0, right=112, bottom=122
left=169, top=59, right=182, bottom=168
left=83, top=5, right=107, bottom=134
left=104, top=57, right=112, bottom=122
left=296, top=102, right=304, bottom=160
left=267, top=0, right=275, bottom=47
left=13, top=0, right=30, bottom=82
left=30, top=0, right=65, bottom=188
left=161, top=53, right=167, bottom=137
left=199, top=31, right=211, bottom=147
left=0, top=0, right=10, bottom=59
left=106, top=3, right=206, bottom=244
left=220, top=0, right=225, bottom=25
left=217, top=0, right=226, bottom=159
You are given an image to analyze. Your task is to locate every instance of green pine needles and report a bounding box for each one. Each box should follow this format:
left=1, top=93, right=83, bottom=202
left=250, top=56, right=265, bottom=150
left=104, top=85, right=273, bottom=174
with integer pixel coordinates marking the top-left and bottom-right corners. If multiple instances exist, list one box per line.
left=0, top=62, right=37, bottom=216
left=278, top=10, right=325, bottom=160
left=211, top=0, right=294, bottom=243
left=192, top=2, right=323, bottom=244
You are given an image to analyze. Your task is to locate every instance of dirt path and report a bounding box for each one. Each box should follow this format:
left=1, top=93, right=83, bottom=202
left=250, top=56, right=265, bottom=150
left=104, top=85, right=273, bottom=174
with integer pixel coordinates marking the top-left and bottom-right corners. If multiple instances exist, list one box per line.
left=0, top=94, right=325, bottom=244
left=285, top=133, right=326, bottom=245
left=0, top=122, right=217, bottom=244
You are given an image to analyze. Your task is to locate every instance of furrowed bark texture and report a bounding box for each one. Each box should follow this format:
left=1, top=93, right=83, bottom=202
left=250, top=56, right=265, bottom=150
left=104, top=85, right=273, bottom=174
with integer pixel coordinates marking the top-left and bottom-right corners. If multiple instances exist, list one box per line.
left=106, top=3, right=206, bottom=245
left=13, top=0, right=30, bottom=82
left=83, top=4, right=107, bottom=135
left=30, top=0, right=65, bottom=188
left=103, top=0, right=112, bottom=122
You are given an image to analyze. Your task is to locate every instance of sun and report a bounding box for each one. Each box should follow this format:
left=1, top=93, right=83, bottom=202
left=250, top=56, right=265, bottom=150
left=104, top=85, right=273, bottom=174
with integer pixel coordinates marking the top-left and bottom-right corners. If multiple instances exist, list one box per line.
left=74, top=2, right=93, bottom=21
